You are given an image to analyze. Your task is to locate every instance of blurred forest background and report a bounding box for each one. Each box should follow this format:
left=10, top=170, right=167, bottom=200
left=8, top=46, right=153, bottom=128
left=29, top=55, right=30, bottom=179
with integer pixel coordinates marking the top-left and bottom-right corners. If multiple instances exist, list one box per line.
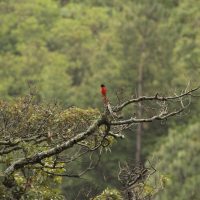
left=0, top=0, right=200, bottom=199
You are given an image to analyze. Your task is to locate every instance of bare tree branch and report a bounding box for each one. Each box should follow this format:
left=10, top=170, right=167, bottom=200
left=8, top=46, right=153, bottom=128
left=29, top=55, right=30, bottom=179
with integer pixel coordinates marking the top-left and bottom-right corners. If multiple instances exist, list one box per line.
left=114, top=86, right=200, bottom=112
left=111, top=108, right=183, bottom=125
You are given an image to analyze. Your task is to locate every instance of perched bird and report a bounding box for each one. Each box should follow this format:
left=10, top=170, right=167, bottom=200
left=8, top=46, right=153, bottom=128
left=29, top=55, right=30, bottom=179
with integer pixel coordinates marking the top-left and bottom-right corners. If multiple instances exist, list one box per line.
left=100, top=84, right=107, bottom=97
left=100, top=84, right=121, bottom=118
left=101, top=84, right=108, bottom=106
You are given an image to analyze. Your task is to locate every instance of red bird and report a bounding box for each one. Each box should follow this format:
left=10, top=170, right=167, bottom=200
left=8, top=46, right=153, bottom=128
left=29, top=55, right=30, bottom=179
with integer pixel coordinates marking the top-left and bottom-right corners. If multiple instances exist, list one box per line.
left=101, top=84, right=108, bottom=105
left=101, top=84, right=107, bottom=97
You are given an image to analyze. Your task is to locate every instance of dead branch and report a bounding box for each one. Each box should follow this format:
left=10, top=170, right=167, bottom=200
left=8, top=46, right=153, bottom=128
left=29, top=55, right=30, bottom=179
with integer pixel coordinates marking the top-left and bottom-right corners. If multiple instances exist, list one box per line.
left=111, top=108, right=183, bottom=125
left=114, top=86, right=200, bottom=112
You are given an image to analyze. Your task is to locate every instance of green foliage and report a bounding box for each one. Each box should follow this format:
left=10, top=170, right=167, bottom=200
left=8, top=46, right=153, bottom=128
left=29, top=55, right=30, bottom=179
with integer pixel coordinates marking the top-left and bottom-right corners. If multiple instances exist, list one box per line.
left=0, top=0, right=60, bottom=99
left=92, top=188, right=123, bottom=200
left=151, top=123, right=200, bottom=200
left=0, top=0, right=200, bottom=199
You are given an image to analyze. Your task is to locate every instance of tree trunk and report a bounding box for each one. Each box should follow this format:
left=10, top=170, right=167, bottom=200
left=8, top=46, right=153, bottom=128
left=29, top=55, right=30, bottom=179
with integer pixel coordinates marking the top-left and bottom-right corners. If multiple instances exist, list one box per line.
left=59, top=0, right=68, bottom=6
left=136, top=49, right=145, bottom=163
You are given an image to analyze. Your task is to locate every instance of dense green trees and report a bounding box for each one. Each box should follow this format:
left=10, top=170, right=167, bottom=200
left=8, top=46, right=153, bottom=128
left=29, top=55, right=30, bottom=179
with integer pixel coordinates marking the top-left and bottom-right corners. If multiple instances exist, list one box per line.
left=0, top=0, right=199, bottom=199
left=151, top=123, right=200, bottom=200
